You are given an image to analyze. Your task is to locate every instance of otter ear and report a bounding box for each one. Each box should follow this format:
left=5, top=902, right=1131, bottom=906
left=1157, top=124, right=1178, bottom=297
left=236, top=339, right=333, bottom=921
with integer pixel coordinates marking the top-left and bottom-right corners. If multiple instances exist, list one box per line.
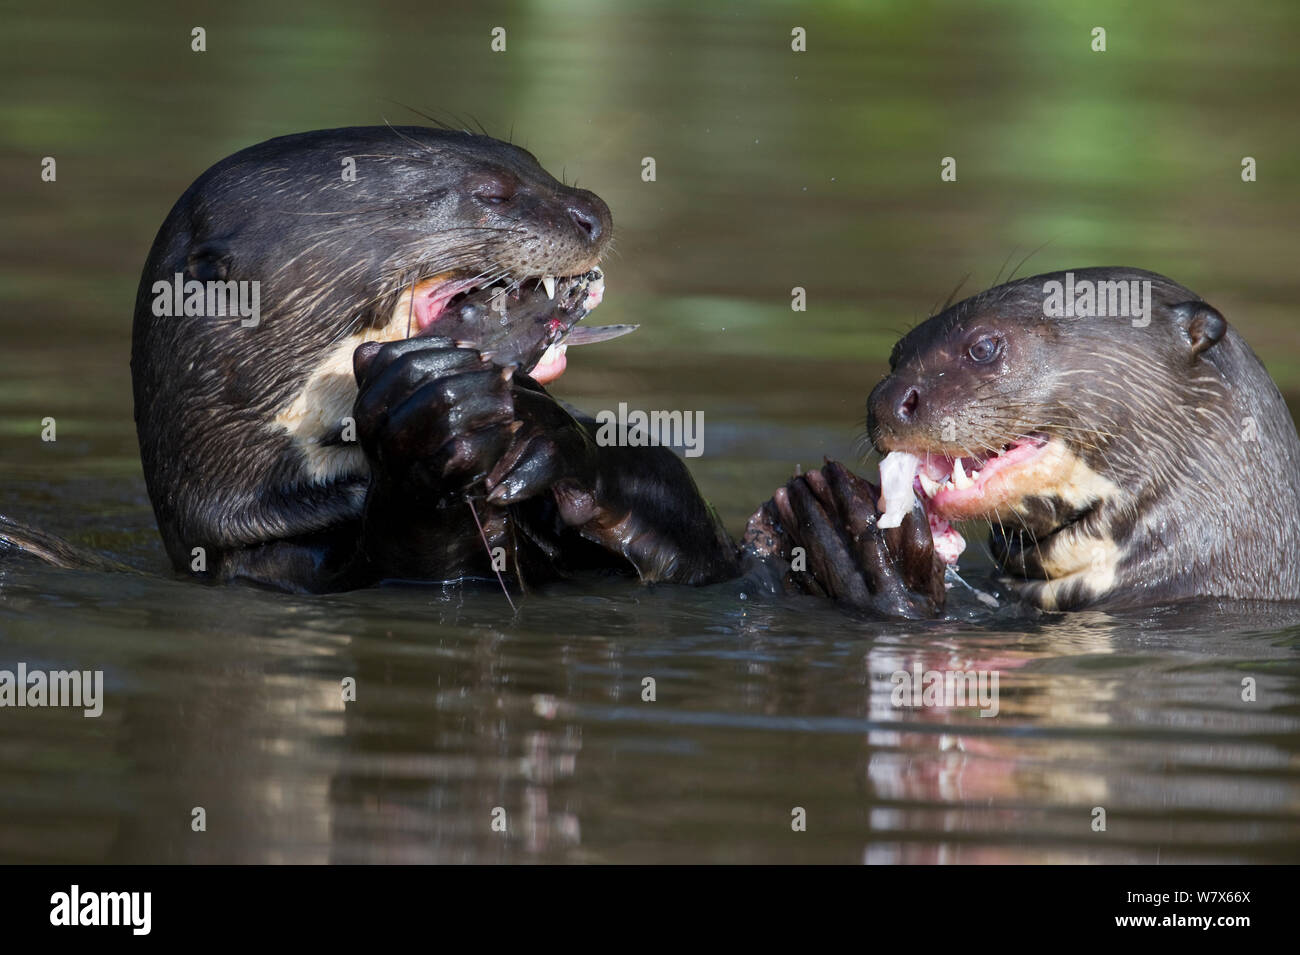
left=1172, top=302, right=1226, bottom=358
left=185, top=242, right=231, bottom=282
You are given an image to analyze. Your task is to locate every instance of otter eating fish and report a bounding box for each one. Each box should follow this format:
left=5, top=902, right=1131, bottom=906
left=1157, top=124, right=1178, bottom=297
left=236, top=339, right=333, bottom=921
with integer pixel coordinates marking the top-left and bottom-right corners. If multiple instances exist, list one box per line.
left=745, top=268, right=1300, bottom=614
left=128, top=127, right=738, bottom=592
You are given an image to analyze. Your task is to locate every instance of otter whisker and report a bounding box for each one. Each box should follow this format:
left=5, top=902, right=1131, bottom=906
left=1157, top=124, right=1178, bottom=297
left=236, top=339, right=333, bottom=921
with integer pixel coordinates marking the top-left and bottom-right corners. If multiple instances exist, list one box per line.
left=465, top=494, right=517, bottom=614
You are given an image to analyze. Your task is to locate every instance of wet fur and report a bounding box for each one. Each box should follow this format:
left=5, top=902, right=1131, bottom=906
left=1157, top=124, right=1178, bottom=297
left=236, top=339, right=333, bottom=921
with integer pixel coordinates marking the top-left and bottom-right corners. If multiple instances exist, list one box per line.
left=131, top=126, right=736, bottom=591
left=875, top=268, right=1300, bottom=608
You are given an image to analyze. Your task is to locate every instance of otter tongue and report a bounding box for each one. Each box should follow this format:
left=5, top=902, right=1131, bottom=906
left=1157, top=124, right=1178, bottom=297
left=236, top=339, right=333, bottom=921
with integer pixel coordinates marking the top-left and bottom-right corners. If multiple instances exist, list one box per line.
left=877, top=451, right=922, bottom=529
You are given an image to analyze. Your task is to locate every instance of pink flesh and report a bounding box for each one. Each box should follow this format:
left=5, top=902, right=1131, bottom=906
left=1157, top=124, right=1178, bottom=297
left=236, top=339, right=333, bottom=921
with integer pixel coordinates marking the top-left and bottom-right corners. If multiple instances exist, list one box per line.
left=413, top=278, right=481, bottom=332
left=876, top=438, right=1047, bottom=567
left=927, top=439, right=1047, bottom=514
left=531, top=345, right=568, bottom=384
left=412, top=275, right=602, bottom=384
left=928, top=514, right=966, bottom=565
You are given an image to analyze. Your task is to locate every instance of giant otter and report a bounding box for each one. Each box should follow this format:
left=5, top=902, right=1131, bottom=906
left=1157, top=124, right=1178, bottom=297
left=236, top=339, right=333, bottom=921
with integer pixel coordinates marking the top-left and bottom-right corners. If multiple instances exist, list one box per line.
left=745, top=268, right=1300, bottom=614
left=128, top=126, right=737, bottom=592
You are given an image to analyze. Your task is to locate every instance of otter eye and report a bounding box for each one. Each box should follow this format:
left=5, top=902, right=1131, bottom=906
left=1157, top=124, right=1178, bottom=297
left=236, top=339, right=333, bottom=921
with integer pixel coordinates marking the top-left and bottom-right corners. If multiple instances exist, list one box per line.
left=966, top=335, right=1001, bottom=363
left=473, top=177, right=516, bottom=205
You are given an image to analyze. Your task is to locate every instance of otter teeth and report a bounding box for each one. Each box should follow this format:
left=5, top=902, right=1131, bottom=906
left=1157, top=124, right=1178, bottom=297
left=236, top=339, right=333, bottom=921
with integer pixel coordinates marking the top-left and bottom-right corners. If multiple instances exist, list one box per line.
left=952, top=458, right=974, bottom=490
left=541, top=275, right=557, bottom=300
left=885, top=451, right=986, bottom=514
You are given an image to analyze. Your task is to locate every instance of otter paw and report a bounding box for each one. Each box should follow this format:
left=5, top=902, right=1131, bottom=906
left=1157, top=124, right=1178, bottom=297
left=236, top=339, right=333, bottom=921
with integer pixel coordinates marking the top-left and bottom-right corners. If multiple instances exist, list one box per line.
left=751, top=459, right=945, bottom=619
left=352, top=336, right=518, bottom=499
left=482, top=381, right=599, bottom=507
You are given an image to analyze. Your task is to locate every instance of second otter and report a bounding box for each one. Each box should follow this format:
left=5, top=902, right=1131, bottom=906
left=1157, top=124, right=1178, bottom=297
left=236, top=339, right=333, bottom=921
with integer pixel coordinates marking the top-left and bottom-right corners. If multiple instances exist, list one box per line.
left=747, top=268, right=1300, bottom=613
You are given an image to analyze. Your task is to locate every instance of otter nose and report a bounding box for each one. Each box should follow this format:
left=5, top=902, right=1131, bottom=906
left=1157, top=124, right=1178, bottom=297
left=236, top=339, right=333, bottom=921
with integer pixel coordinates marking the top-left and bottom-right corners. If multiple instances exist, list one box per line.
left=897, top=386, right=919, bottom=420
left=568, top=204, right=600, bottom=241
left=868, top=376, right=923, bottom=439
left=566, top=190, right=610, bottom=246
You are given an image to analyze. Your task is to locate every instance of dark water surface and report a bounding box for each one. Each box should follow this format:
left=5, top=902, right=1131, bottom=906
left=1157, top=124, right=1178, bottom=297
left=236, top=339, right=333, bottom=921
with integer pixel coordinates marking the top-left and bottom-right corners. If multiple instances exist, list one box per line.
left=2, top=1, right=1299, bottom=862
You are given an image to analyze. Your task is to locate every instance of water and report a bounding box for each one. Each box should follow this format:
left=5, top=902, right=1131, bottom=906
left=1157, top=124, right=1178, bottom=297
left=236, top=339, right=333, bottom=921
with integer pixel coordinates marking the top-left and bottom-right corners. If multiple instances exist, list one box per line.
left=2, top=0, right=1299, bottom=863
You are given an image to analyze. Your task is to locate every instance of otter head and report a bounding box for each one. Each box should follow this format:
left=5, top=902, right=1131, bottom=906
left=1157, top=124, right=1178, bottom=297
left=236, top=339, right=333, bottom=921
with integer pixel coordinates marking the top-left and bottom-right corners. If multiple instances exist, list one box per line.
left=340, top=127, right=617, bottom=382
left=866, top=267, right=1280, bottom=609
left=167, top=126, right=615, bottom=382
left=132, top=126, right=623, bottom=559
